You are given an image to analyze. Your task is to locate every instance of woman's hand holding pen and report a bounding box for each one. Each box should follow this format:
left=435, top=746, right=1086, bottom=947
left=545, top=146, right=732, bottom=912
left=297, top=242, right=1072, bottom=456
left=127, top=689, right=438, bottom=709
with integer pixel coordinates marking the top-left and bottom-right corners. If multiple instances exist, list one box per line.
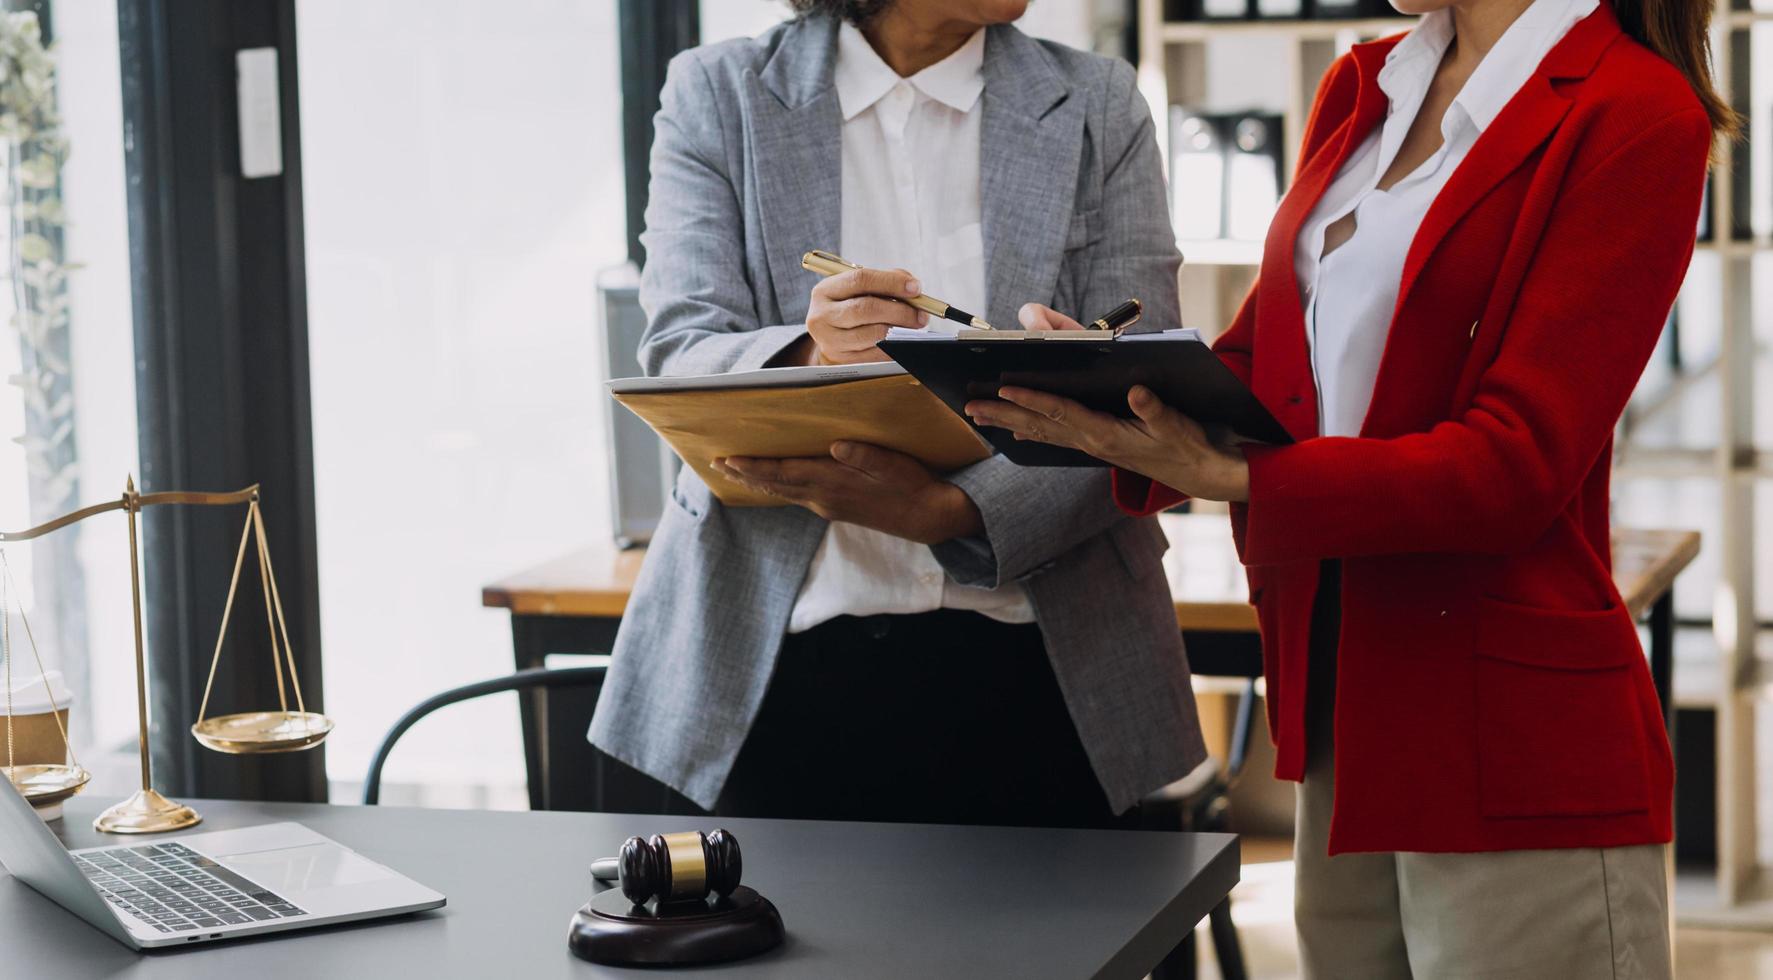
left=791, top=267, right=930, bottom=366
left=712, top=442, right=984, bottom=545
left=786, top=258, right=1084, bottom=365
left=965, top=385, right=1252, bottom=503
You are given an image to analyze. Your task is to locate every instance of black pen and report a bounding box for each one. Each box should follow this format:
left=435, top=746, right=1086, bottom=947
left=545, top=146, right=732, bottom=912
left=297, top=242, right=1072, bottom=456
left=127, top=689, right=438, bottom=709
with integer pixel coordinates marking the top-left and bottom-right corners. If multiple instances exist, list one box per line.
left=1088, top=299, right=1143, bottom=333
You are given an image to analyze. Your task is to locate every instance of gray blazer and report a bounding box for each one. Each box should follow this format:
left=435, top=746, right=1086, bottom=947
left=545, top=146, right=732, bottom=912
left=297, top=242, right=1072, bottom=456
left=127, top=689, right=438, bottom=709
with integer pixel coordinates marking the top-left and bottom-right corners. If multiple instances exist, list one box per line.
left=588, top=15, right=1206, bottom=813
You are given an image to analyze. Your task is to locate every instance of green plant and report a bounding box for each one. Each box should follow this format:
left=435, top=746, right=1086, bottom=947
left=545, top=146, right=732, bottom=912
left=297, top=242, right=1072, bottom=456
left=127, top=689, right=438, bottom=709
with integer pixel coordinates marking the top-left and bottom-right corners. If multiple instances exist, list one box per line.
left=0, top=9, right=88, bottom=746
left=0, top=10, right=75, bottom=510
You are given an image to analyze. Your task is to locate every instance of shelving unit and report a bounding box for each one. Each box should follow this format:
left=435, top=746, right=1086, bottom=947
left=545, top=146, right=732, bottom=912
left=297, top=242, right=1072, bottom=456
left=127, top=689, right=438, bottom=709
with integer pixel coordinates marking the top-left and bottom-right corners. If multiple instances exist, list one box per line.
left=1139, top=6, right=1415, bottom=329
left=1139, top=0, right=1773, bottom=926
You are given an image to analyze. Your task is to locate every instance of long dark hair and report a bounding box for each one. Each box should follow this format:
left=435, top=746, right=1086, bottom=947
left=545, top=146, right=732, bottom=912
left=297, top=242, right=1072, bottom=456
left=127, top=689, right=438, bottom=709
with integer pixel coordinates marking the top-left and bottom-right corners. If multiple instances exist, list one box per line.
left=1614, top=0, right=1740, bottom=139
left=785, top=0, right=895, bottom=27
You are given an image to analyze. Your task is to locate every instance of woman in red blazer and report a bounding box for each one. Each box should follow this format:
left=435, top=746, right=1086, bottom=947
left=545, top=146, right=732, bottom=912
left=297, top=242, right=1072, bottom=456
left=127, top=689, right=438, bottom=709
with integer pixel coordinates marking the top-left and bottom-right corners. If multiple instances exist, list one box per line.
left=966, top=0, right=1732, bottom=973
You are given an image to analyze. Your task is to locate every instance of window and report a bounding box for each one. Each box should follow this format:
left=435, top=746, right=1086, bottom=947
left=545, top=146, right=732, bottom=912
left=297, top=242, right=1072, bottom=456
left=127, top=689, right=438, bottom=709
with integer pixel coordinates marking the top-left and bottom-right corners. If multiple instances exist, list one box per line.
left=297, top=0, right=629, bottom=805
left=0, top=3, right=142, bottom=779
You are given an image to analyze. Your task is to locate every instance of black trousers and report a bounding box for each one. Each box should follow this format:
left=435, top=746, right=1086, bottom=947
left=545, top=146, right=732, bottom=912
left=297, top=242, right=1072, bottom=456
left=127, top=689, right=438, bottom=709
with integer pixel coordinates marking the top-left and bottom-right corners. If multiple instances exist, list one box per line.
left=716, top=609, right=1132, bottom=829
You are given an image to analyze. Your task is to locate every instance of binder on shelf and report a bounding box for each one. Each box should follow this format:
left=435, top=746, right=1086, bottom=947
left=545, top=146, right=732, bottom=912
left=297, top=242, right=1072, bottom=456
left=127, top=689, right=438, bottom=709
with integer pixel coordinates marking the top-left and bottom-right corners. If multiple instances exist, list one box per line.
left=1170, top=109, right=1285, bottom=246
left=1198, top=0, right=1252, bottom=21
left=1311, top=0, right=1364, bottom=19
left=1696, top=178, right=1712, bottom=244
left=1225, top=113, right=1285, bottom=242
left=1725, top=29, right=1751, bottom=241
left=1169, top=108, right=1226, bottom=241
left=1699, top=31, right=1754, bottom=242
left=1255, top=0, right=1306, bottom=19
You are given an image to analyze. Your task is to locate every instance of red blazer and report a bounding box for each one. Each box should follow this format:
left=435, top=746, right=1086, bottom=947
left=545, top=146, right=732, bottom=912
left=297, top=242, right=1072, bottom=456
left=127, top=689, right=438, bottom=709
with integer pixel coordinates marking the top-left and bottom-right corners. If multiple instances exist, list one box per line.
left=1116, top=3, right=1710, bottom=853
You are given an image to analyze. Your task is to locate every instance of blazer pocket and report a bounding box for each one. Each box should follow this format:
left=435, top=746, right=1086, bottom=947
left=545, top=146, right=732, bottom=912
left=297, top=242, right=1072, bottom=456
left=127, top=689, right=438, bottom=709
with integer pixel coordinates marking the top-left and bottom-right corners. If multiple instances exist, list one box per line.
left=1473, top=596, right=1651, bottom=819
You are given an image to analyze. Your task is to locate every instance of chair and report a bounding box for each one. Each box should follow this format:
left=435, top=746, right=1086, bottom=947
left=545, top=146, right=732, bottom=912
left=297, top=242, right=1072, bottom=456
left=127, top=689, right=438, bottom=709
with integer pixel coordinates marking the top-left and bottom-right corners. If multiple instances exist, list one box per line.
left=362, top=666, right=610, bottom=806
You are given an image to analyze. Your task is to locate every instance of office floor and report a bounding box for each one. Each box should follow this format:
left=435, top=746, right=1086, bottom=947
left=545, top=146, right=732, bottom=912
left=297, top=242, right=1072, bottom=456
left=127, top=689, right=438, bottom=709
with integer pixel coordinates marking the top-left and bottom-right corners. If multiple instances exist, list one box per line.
left=1191, top=838, right=1773, bottom=979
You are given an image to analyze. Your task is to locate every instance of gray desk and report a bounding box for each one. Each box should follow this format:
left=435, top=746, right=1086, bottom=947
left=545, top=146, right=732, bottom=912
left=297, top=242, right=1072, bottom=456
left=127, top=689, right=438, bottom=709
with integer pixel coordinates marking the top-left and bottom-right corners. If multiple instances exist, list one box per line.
left=2, top=798, right=1239, bottom=979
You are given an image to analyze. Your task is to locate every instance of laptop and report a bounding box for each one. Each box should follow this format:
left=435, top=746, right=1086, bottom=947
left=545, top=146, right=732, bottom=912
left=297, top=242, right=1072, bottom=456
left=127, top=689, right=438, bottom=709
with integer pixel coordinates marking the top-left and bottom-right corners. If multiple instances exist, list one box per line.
left=0, top=777, right=445, bottom=949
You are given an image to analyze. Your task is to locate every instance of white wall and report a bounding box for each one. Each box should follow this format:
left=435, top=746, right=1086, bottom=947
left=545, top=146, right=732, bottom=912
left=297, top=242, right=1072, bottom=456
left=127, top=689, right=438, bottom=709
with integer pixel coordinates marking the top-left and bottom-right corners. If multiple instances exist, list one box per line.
left=700, top=0, right=790, bottom=43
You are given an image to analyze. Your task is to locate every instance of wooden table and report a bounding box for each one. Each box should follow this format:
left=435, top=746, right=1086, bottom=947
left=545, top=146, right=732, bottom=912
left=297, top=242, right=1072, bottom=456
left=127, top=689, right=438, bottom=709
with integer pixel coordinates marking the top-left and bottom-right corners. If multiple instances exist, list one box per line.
left=483, top=516, right=1699, bottom=804
left=480, top=515, right=1262, bottom=631
left=482, top=516, right=1696, bottom=668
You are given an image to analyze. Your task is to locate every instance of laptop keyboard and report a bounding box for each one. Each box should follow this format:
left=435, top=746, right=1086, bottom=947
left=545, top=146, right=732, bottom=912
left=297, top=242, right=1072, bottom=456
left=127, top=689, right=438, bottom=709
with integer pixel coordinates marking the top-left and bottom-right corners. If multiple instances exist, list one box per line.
left=74, top=841, right=306, bottom=934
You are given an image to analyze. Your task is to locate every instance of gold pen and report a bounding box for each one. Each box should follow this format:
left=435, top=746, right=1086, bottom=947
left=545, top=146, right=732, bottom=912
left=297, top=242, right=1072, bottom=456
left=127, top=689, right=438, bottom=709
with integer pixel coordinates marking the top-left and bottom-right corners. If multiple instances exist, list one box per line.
left=802, top=250, right=994, bottom=330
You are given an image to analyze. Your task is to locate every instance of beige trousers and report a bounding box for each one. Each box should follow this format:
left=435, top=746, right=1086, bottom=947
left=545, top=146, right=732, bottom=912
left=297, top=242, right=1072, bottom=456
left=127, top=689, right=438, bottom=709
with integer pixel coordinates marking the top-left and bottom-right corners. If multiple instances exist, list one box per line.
left=1294, top=729, right=1672, bottom=980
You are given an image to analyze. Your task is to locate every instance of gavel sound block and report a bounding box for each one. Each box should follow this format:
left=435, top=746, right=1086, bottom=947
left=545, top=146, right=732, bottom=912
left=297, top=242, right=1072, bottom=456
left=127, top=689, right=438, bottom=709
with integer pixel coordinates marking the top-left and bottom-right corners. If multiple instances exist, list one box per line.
left=568, top=829, right=785, bottom=966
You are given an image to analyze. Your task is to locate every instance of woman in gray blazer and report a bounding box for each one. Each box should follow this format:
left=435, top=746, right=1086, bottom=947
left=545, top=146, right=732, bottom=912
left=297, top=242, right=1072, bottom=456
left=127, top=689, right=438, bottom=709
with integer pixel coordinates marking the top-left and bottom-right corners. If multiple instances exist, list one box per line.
left=588, top=0, right=1205, bottom=828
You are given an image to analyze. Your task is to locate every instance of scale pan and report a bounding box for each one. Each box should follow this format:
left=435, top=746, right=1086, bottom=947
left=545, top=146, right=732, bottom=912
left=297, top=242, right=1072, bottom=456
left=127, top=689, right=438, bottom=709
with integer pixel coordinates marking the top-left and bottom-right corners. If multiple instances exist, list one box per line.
left=4, top=764, right=91, bottom=807
left=191, top=711, right=333, bottom=754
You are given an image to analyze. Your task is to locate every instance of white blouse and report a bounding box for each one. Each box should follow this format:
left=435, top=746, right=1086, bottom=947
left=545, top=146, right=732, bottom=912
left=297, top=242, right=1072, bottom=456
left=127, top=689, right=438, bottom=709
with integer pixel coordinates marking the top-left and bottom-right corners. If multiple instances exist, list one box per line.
left=787, top=24, right=1034, bottom=634
left=1293, top=0, right=1596, bottom=438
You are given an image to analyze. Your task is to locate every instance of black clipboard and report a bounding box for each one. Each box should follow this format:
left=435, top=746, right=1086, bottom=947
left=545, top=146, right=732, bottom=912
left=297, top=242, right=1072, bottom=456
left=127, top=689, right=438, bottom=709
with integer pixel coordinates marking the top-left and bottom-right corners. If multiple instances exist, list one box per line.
left=878, top=330, right=1292, bottom=467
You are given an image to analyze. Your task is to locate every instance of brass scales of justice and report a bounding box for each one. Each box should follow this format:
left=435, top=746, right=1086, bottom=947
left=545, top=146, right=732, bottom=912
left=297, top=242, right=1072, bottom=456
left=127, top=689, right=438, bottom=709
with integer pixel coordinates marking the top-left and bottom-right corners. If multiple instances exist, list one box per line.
left=0, top=478, right=332, bottom=834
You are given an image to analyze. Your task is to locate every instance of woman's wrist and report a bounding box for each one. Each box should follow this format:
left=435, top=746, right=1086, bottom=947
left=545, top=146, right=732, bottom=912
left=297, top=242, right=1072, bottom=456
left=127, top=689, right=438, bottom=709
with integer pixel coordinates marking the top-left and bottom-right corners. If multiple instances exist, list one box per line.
left=912, top=483, right=984, bottom=545
left=1219, top=450, right=1251, bottom=503
left=1146, top=445, right=1250, bottom=504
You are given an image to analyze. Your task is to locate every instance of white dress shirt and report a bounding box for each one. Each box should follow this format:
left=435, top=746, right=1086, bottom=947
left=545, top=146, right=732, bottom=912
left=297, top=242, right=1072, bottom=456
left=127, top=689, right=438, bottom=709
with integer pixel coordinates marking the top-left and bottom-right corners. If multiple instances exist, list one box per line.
left=1293, top=0, right=1596, bottom=438
left=787, top=24, right=1034, bottom=633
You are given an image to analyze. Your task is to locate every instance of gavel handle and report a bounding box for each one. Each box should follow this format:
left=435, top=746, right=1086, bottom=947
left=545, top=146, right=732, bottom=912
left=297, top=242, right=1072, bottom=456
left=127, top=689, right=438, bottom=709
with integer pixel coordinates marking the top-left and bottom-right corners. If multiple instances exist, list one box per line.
left=590, top=857, right=620, bottom=881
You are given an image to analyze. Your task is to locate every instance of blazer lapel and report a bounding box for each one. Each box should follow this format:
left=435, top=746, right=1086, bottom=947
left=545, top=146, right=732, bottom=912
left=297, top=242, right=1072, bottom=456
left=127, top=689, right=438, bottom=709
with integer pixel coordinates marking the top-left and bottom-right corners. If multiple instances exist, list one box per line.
left=980, top=25, right=1083, bottom=328
left=1393, top=3, right=1619, bottom=309
left=752, top=15, right=842, bottom=324
left=1391, top=82, right=1570, bottom=310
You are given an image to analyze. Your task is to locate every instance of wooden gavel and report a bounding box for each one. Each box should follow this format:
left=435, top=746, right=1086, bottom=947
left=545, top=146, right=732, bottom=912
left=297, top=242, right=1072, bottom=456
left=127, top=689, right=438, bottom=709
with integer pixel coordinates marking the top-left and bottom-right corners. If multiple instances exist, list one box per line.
left=591, top=829, right=743, bottom=906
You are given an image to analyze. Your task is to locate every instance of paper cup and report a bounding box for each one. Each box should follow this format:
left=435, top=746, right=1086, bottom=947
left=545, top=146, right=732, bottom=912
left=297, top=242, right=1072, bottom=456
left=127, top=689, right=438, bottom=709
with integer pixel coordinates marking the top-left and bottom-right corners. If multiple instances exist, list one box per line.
left=3, top=671, right=74, bottom=767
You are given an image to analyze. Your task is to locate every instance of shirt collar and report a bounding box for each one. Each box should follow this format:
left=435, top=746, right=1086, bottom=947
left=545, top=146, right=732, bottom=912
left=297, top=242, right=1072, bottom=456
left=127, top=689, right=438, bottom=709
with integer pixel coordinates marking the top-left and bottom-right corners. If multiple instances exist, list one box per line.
left=835, top=23, right=986, bottom=121
left=1453, top=0, right=1598, bottom=131
left=1378, top=0, right=1598, bottom=136
left=1376, top=10, right=1454, bottom=114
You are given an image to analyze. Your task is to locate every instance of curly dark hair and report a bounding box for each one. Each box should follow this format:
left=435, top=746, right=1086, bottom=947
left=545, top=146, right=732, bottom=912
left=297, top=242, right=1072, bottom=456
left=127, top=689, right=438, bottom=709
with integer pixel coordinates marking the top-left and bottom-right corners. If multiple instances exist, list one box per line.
left=785, top=0, right=896, bottom=27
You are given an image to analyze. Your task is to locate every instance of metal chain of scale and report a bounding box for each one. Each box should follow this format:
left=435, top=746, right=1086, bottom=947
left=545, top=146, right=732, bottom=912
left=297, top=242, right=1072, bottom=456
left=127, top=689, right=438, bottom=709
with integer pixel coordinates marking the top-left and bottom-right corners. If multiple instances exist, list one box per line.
left=189, top=497, right=332, bottom=754
left=0, top=546, right=90, bottom=805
